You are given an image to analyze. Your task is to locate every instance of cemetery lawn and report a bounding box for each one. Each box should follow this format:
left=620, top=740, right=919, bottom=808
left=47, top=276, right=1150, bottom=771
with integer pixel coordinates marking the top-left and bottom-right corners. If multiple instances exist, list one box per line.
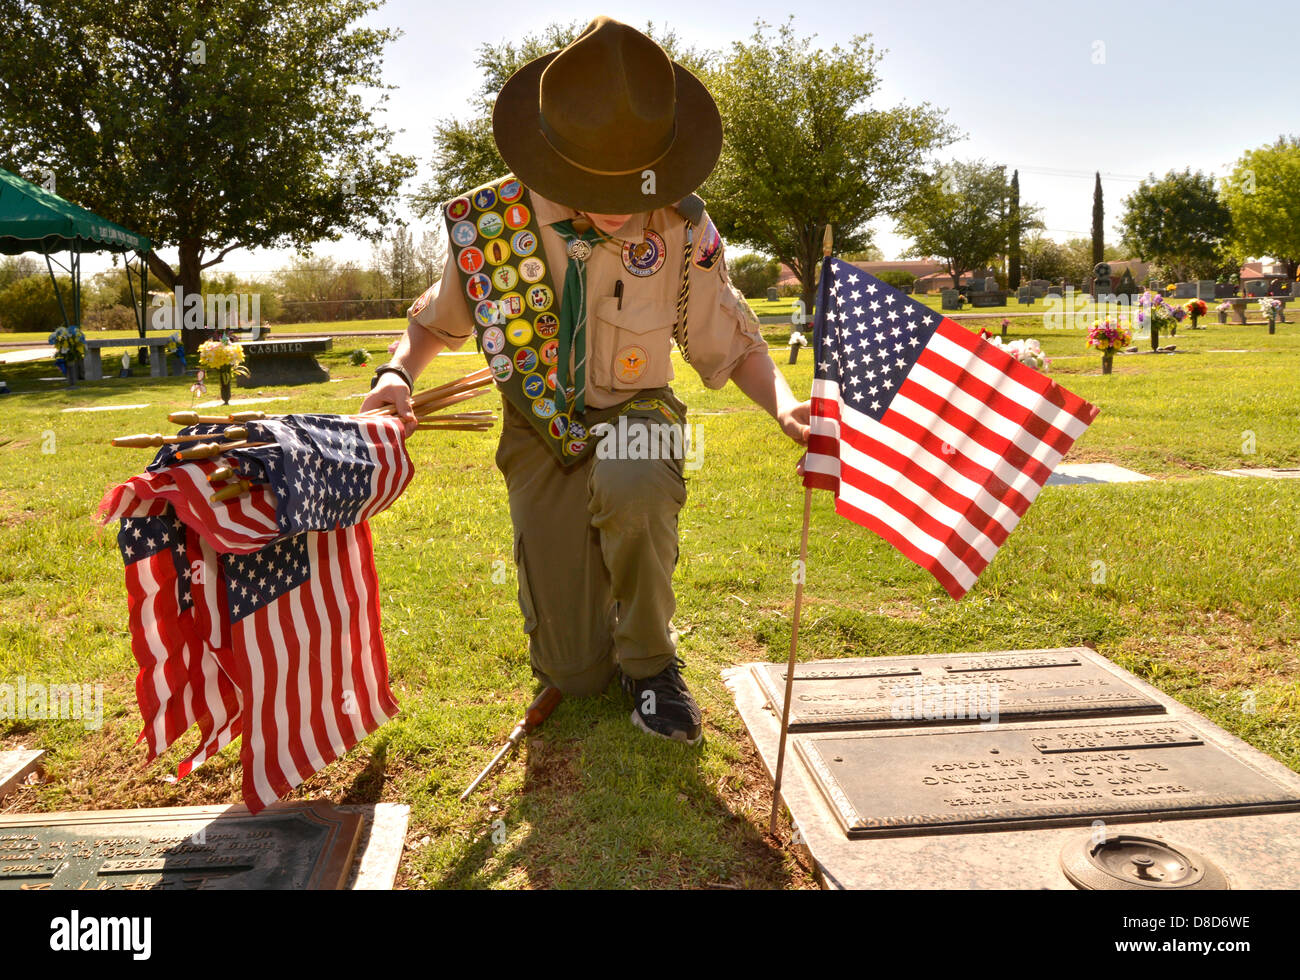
left=1, top=323, right=1298, bottom=889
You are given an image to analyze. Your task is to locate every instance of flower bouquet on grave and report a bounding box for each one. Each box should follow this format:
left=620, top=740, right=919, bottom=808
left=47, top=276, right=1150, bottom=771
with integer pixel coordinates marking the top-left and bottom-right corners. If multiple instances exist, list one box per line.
left=1087, top=318, right=1133, bottom=374
left=990, top=336, right=1050, bottom=372
left=1136, top=291, right=1182, bottom=349
left=197, top=333, right=248, bottom=404
left=1183, top=299, right=1207, bottom=329
left=1216, top=300, right=1233, bottom=324
left=787, top=329, right=808, bottom=364
left=1259, top=297, right=1282, bottom=334
left=51, top=325, right=87, bottom=386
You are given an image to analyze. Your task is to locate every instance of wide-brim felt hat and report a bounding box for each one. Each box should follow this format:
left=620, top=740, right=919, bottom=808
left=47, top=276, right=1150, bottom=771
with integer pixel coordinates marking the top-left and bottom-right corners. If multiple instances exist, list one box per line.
left=492, top=16, right=722, bottom=215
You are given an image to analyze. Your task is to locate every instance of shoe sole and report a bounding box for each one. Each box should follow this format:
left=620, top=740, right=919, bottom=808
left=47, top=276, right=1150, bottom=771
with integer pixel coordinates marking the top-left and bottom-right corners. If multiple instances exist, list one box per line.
left=630, top=708, right=702, bottom=746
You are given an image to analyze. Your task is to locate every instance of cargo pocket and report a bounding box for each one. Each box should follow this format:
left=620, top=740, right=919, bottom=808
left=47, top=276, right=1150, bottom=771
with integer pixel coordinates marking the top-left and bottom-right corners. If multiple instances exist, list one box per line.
left=590, top=295, right=674, bottom=391
left=513, top=532, right=538, bottom=634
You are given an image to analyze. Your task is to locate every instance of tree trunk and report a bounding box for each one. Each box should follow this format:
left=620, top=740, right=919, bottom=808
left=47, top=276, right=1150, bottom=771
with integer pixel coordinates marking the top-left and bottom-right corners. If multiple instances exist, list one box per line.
left=177, top=239, right=210, bottom=355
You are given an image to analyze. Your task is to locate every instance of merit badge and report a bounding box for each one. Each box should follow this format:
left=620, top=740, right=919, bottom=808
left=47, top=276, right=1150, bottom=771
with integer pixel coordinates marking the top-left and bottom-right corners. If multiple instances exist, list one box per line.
left=539, top=338, right=559, bottom=365
left=511, top=230, right=538, bottom=257
left=505, top=319, right=533, bottom=346
left=481, top=326, right=507, bottom=354
left=531, top=397, right=556, bottom=419
left=498, top=292, right=524, bottom=318
left=694, top=218, right=722, bottom=270
left=568, top=421, right=587, bottom=440
left=474, top=299, right=502, bottom=327
left=465, top=273, right=491, bottom=301
left=523, top=373, right=546, bottom=399
left=622, top=230, right=665, bottom=277
left=489, top=353, right=513, bottom=382
left=498, top=177, right=524, bottom=203
left=565, top=439, right=586, bottom=456
left=451, top=220, right=478, bottom=247
left=410, top=285, right=435, bottom=317
left=457, top=246, right=485, bottom=275
left=534, top=312, right=559, bottom=339
left=503, top=203, right=531, bottom=230
left=526, top=284, right=554, bottom=312
left=545, top=366, right=558, bottom=390
left=484, top=238, right=512, bottom=266
left=492, top=264, right=519, bottom=292
left=477, top=211, right=504, bottom=239
left=446, top=197, right=471, bottom=221
left=614, top=345, right=649, bottom=384
left=548, top=414, right=570, bottom=439
left=518, top=256, right=545, bottom=283
left=473, top=186, right=496, bottom=211
left=514, top=347, right=539, bottom=373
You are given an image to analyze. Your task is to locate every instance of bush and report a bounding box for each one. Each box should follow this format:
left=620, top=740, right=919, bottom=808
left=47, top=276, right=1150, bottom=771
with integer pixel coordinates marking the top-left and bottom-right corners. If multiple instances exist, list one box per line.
left=83, top=304, right=140, bottom=332
left=0, top=274, right=68, bottom=333
left=727, top=253, right=781, bottom=298
left=877, top=268, right=917, bottom=292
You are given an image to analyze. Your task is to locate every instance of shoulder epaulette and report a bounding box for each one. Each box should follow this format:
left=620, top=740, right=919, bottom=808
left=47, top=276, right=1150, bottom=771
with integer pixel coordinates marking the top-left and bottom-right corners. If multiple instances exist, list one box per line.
left=674, top=193, right=706, bottom=226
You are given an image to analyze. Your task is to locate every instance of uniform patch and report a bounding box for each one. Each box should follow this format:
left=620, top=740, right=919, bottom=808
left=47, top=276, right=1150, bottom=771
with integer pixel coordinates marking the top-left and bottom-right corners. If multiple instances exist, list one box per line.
left=694, top=218, right=722, bottom=270
left=451, top=220, right=477, bottom=247
left=548, top=414, right=570, bottom=439
left=539, top=338, right=559, bottom=365
left=457, top=246, right=485, bottom=275
left=446, top=197, right=471, bottom=221
left=498, top=177, right=524, bottom=203
left=511, top=230, right=538, bottom=257
left=477, top=211, right=504, bottom=239
left=505, top=319, right=533, bottom=346
left=568, top=421, right=587, bottom=440
left=531, top=397, right=556, bottom=419
left=614, top=345, right=649, bottom=384
left=523, top=373, right=547, bottom=399
left=545, top=366, right=558, bottom=390
left=465, top=273, right=491, bottom=301
left=491, top=264, right=519, bottom=291
left=526, top=284, right=554, bottom=312
left=489, top=353, right=513, bottom=381
left=481, top=326, right=506, bottom=354
left=534, top=313, right=559, bottom=338
left=518, top=256, right=545, bottom=283
left=484, top=238, right=512, bottom=266
left=622, top=230, right=666, bottom=277
left=474, top=299, right=501, bottom=327
left=410, top=285, right=435, bottom=317
left=565, top=439, right=587, bottom=456
left=503, top=203, right=531, bottom=230
left=514, top=347, right=539, bottom=373
left=472, top=187, right=496, bottom=211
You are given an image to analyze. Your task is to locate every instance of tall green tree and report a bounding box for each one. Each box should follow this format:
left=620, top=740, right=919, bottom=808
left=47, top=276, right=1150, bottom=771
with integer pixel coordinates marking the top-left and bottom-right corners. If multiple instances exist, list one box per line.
left=413, top=21, right=708, bottom=216
left=1008, top=169, right=1021, bottom=288
left=702, top=21, right=955, bottom=309
left=1118, top=169, right=1232, bottom=282
left=1221, top=136, right=1300, bottom=282
left=897, top=160, right=1038, bottom=288
left=1091, top=172, right=1104, bottom=267
left=0, top=0, right=415, bottom=350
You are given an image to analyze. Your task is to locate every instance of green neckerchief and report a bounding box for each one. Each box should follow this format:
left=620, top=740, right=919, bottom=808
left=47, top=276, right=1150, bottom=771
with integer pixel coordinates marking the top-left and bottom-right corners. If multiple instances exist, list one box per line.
left=549, top=219, right=607, bottom=415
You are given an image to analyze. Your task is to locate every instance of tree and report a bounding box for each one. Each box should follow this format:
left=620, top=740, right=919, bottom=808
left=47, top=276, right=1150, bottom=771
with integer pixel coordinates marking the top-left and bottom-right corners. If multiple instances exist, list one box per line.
left=0, top=1, right=415, bottom=350
left=375, top=226, right=420, bottom=300
left=1118, top=169, right=1232, bottom=282
left=727, top=254, right=781, bottom=298
left=1021, top=233, right=1070, bottom=283
left=413, top=21, right=709, bottom=216
left=1092, top=172, right=1104, bottom=268
left=897, top=160, right=1037, bottom=288
left=702, top=20, right=955, bottom=310
left=841, top=246, right=884, bottom=262
left=415, top=230, right=444, bottom=290
left=1221, top=136, right=1300, bottom=282
left=1008, top=169, right=1021, bottom=288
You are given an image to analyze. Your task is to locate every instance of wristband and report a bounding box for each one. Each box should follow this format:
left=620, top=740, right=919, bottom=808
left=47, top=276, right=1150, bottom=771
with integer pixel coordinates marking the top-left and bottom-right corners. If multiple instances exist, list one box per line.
left=371, top=362, right=413, bottom=391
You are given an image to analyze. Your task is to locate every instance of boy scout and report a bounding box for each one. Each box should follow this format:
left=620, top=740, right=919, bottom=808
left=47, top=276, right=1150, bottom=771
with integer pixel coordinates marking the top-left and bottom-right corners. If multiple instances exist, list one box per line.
left=362, top=17, right=810, bottom=745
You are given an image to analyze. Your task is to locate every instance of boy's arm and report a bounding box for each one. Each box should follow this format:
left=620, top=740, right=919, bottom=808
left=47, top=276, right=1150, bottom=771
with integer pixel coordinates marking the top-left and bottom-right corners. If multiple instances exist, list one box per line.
left=359, top=323, right=447, bottom=433
left=729, top=348, right=810, bottom=446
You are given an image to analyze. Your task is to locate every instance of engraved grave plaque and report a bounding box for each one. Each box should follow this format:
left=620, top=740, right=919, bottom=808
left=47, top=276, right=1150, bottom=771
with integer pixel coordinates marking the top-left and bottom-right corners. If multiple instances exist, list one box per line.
left=0, top=801, right=361, bottom=890
left=754, top=648, right=1162, bottom=731
left=795, top=720, right=1300, bottom=839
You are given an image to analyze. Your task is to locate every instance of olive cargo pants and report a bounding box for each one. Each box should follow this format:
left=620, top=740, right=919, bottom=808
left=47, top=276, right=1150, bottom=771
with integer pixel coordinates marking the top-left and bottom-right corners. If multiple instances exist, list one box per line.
left=494, top=387, right=688, bottom=696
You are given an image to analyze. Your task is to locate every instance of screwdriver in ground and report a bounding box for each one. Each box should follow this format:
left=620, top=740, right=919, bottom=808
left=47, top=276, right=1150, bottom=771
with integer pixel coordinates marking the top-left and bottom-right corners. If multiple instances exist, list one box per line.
left=459, top=686, right=562, bottom=802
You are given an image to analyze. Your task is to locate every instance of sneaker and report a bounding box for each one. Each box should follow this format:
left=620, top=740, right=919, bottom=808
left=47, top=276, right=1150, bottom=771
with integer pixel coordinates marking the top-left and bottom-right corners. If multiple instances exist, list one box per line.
left=621, top=658, right=703, bottom=745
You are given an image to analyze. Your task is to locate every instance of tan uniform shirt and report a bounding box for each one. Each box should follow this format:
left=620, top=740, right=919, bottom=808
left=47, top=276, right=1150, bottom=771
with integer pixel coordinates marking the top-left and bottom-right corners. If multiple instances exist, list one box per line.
left=409, top=184, right=768, bottom=410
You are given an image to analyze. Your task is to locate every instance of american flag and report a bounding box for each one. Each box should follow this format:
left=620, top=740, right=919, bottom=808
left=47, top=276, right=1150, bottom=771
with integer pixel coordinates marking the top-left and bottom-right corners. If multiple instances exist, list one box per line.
left=98, top=415, right=411, bottom=812
left=803, top=259, right=1099, bottom=599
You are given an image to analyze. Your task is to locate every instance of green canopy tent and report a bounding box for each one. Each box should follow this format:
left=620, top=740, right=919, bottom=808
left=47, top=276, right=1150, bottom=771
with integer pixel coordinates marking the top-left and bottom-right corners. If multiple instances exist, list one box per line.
left=0, top=167, right=151, bottom=342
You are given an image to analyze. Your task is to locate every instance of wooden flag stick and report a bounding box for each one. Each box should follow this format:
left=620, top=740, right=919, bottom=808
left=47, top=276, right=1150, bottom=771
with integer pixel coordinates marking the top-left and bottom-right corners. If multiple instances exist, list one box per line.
left=359, top=368, right=493, bottom=418
left=769, top=485, right=813, bottom=837
left=176, top=440, right=270, bottom=461
left=413, top=422, right=494, bottom=432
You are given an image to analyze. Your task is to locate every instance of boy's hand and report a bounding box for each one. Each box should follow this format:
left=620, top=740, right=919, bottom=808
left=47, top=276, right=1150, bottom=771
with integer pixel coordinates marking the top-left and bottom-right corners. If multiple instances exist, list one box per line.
left=777, top=399, right=811, bottom=445
left=360, top=376, right=418, bottom=436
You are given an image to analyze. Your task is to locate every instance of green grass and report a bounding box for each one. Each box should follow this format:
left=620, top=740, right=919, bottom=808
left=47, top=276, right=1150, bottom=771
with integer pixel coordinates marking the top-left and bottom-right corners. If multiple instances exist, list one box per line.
left=1, top=322, right=1299, bottom=888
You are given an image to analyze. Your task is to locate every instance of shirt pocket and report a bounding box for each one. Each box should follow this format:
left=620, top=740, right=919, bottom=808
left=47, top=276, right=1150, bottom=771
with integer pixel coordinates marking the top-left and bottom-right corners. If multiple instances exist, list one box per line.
left=590, top=295, right=675, bottom=391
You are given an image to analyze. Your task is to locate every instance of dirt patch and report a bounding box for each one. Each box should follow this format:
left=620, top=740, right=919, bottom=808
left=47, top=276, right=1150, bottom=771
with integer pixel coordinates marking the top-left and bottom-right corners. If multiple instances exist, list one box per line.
left=1115, top=612, right=1299, bottom=691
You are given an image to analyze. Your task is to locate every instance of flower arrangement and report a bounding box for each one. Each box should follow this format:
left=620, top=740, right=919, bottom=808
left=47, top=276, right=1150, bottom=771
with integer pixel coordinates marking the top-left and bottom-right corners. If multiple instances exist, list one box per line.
left=1000, top=316, right=1011, bottom=340
left=51, top=325, right=87, bottom=362
left=198, top=333, right=248, bottom=403
left=1136, top=290, right=1185, bottom=348
left=350, top=348, right=371, bottom=367
left=1259, top=297, right=1283, bottom=334
left=1184, top=299, right=1207, bottom=328
left=1087, top=317, right=1133, bottom=374
left=990, top=336, right=1049, bottom=372
left=1217, top=301, right=1233, bottom=312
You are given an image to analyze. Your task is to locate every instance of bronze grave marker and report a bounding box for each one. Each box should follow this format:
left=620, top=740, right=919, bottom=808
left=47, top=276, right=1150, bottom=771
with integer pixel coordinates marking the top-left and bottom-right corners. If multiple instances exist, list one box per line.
left=0, top=801, right=361, bottom=890
left=753, top=647, right=1162, bottom=731
left=795, top=720, right=1300, bottom=839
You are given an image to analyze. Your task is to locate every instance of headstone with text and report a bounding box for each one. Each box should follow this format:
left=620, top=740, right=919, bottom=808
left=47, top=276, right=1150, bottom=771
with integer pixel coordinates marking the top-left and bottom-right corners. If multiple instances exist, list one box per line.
left=238, top=337, right=332, bottom=387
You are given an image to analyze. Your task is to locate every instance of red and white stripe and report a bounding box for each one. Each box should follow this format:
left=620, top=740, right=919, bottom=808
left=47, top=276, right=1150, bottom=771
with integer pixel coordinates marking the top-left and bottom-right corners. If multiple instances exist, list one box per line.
left=805, top=317, right=1098, bottom=600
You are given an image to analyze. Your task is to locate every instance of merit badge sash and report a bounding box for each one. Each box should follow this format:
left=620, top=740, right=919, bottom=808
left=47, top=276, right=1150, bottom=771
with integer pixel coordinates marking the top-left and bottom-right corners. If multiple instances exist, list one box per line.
left=444, top=176, right=590, bottom=464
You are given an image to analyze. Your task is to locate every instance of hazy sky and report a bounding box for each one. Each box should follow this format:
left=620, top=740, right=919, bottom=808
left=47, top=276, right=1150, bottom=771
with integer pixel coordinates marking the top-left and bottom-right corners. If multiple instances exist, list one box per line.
left=81, top=0, right=1295, bottom=279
